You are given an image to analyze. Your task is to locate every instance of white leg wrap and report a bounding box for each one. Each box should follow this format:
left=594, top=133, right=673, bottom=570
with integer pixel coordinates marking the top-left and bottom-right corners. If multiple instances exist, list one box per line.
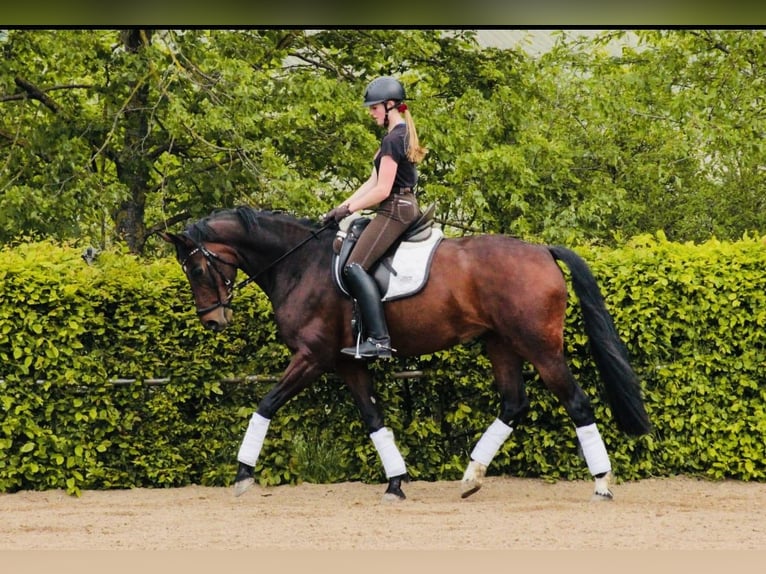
left=370, top=427, right=407, bottom=478
left=237, top=413, right=270, bottom=467
left=576, top=423, right=612, bottom=476
left=470, top=418, right=513, bottom=466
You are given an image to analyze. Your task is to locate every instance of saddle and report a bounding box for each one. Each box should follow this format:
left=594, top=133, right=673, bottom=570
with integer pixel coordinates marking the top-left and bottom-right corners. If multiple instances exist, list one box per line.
left=331, top=204, right=443, bottom=302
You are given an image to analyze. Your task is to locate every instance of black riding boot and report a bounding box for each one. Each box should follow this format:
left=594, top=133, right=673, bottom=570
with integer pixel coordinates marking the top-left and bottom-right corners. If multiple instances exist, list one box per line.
left=341, top=263, right=394, bottom=359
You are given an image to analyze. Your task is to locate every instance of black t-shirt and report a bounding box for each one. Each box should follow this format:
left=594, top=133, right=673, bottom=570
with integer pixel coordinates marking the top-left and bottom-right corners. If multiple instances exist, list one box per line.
left=373, top=123, right=417, bottom=189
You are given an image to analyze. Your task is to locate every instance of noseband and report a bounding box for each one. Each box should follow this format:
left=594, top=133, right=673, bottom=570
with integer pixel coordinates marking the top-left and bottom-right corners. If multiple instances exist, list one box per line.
left=181, top=221, right=335, bottom=317
left=181, top=243, right=238, bottom=316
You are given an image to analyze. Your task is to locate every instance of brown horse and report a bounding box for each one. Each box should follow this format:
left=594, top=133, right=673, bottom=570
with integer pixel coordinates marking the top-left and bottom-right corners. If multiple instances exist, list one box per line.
left=161, top=207, right=650, bottom=501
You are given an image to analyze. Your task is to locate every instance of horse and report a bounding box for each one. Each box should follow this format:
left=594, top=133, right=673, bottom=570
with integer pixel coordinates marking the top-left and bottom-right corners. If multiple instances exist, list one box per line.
left=160, top=206, right=651, bottom=502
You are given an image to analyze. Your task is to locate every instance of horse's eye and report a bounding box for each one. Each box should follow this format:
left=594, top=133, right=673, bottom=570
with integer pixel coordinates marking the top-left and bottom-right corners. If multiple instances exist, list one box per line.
left=190, top=265, right=205, bottom=279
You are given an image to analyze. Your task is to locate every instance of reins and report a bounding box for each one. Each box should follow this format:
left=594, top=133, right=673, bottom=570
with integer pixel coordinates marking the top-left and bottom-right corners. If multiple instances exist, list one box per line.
left=183, top=220, right=335, bottom=316
left=232, top=221, right=335, bottom=292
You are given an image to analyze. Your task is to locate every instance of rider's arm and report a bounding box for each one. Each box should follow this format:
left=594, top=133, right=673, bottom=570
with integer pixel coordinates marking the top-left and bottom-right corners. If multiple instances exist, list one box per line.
left=345, top=155, right=397, bottom=213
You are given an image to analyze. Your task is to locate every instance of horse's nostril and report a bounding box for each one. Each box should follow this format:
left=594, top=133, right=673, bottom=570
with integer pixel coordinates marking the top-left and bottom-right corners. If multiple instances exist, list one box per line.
left=204, top=320, right=220, bottom=331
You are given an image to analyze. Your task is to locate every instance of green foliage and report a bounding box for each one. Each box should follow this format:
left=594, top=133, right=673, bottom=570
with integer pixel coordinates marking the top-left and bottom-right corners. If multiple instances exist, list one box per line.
left=1, top=237, right=764, bottom=494
left=580, top=233, right=766, bottom=480
left=2, top=30, right=766, bottom=253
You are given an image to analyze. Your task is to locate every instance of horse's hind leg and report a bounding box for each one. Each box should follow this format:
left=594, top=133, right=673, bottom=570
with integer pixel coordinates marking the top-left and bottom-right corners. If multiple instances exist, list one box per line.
left=461, top=337, right=529, bottom=499
left=535, top=356, right=614, bottom=501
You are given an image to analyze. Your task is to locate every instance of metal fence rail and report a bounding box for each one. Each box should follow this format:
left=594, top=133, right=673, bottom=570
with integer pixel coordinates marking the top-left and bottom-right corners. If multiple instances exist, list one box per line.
left=1, top=370, right=433, bottom=387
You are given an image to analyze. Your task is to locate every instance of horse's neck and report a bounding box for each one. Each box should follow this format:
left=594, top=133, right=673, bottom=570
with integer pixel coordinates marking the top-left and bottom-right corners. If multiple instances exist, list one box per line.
left=240, top=218, right=330, bottom=303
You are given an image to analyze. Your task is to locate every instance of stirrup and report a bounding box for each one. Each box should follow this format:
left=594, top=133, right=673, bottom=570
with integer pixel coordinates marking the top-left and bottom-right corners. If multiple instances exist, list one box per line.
left=341, top=337, right=395, bottom=359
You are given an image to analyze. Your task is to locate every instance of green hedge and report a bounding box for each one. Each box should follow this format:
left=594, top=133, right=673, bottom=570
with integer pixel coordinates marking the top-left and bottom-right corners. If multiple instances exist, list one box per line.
left=1, top=234, right=764, bottom=494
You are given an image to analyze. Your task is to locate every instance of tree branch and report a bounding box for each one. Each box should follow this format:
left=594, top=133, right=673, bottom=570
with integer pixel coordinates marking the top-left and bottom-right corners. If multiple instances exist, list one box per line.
left=14, top=76, right=61, bottom=114
left=0, top=83, right=90, bottom=103
left=0, top=127, right=28, bottom=146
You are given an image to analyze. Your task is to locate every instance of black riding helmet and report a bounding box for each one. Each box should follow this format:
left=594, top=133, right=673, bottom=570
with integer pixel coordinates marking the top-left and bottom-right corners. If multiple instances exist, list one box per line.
left=363, top=76, right=406, bottom=128
left=363, top=76, right=406, bottom=107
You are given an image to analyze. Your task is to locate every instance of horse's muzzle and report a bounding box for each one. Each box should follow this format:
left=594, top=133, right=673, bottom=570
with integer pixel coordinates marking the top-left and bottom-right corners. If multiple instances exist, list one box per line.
left=204, top=319, right=225, bottom=332
left=200, top=307, right=233, bottom=331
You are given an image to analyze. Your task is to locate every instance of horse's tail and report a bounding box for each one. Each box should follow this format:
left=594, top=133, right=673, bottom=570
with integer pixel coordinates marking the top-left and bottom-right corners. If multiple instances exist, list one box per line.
left=548, top=245, right=651, bottom=436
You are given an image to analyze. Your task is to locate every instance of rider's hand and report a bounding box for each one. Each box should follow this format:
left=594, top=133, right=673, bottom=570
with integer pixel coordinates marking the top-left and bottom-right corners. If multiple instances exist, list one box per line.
left=321, top=204, right=351, bottom=225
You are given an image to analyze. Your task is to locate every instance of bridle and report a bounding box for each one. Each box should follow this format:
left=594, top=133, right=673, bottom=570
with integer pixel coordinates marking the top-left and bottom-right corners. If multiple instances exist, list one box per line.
left=180, top=243, right=238, bottom=316
left=180, top=221, right=334, bottom=317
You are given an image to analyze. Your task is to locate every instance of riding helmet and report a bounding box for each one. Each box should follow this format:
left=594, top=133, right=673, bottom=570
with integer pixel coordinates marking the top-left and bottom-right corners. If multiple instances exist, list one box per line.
left=363, top=76, right=406, bottom=106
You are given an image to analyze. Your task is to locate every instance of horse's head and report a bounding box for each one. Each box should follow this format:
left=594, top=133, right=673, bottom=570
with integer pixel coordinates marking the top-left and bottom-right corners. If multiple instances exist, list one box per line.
left=161, top=206, right=330, bottom=331
left=160, top=231, right=239, bottom=331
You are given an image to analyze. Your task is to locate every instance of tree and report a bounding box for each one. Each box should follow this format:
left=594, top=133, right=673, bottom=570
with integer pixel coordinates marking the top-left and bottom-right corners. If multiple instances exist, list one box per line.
left=1, top=29, right=765, bottom=253
left=525, top=29, right=766, bottom=244
left=0, top=29, right=487, bottom=253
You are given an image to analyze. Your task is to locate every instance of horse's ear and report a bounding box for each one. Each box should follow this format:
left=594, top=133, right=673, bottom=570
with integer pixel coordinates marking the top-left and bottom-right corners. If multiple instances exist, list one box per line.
left=157, top=231, right=190, bottom=250
left=156, top=231, right=192, bottom=261
left=158, top=231, right=177, bottom=244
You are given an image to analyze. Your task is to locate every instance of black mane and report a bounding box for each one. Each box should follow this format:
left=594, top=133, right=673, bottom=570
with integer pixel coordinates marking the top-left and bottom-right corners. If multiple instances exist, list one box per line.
left=183, top=206, right=321, bottom=244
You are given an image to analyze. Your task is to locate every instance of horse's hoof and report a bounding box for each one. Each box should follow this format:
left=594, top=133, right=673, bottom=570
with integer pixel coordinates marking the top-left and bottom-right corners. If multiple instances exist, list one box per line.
left=460, top=460, right=487, bottom=499
left=233, top=478, right=255, bottom=497
left=461, top=484, right=482, bottom=499
left=591, top=490, right=614, bottom=502
left=382, top=473, right=408, bottom=502
left=591, top=471, right=614, bottom=501
left=382, top=491, right=406, bottom=503
left=233, top=462, right=255, bottom=497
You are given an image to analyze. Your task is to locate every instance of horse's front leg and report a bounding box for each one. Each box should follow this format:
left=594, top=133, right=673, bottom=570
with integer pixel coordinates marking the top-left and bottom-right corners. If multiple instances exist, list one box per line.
left=234, top=350, right=322, bottom=497
left=338, top=361, right=409, bottom=502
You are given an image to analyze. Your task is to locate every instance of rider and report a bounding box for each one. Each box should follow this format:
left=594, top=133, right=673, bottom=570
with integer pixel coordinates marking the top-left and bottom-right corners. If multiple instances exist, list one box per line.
left=323, top=75, right=428, bottom=360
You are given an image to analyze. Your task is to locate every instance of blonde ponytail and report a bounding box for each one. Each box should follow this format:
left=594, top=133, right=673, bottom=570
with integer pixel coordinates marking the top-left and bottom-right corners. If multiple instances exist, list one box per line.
left=402, top=108, right=428, bottom=164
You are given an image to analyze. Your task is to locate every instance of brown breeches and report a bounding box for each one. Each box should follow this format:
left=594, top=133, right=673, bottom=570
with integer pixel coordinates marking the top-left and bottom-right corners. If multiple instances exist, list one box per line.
left=346, top=192, right=420, bottom=271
